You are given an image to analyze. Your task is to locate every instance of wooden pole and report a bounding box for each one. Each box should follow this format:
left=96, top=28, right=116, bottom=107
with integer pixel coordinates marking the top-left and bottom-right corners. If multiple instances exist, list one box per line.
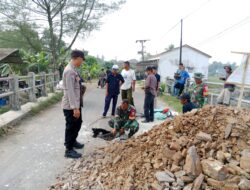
left=237, top=55, right=250, bottom=108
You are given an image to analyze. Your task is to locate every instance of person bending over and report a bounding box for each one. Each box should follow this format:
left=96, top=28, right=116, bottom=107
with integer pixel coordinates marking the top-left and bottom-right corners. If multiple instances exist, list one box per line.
left=108, top=99, right=139, bottom=138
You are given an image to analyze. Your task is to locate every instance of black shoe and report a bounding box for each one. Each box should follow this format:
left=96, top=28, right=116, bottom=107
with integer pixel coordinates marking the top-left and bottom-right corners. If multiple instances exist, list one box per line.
left=73, top=141, right=84, bottom=149
left=141, top=120, right=150, bottom=123
left=64, top=149, right=82, bottom=159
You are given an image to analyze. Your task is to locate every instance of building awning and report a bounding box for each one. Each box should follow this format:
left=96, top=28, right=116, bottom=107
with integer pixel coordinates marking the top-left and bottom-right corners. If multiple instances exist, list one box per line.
left=0, top=48, right=23, bottom=64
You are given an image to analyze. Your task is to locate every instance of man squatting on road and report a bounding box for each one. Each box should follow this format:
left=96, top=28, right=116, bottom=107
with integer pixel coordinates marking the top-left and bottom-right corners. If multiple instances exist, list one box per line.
left=109, top=99, right=139, bottom=138
left=62, top=50, right=85, bottom=159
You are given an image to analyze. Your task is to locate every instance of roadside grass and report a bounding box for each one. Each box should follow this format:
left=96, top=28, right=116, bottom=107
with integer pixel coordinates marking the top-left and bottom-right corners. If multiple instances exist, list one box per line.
left=29, top=92, right=63, bottom=116
left=160, top=94, right=182, bottom=113
left=208, top=76, right=221, bottom=83
left=207, top=76, right=224, bottom=92
left=136, top=80, right=145, bottom=87
left=0, top=106, right=10, bottom=115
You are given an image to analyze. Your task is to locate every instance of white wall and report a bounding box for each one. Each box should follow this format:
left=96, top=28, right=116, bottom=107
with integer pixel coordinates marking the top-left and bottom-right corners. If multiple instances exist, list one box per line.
left=158, top=47, right=210, bottom=81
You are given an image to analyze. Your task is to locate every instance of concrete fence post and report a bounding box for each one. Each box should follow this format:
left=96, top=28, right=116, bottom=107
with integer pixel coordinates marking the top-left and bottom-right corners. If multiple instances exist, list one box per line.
left=40, top=72, right=47, bottom=97
left=28, top=72, right=37, bottom=102
left=55, top=70, right=60, bottom=84
left=210, top=94, right=214, bottom=105
left=9, top=75, right=20, bottom=110
left=50, top=73, right=55, bottom=93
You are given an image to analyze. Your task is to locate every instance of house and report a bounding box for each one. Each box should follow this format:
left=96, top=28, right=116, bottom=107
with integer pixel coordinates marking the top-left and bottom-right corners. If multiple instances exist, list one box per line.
left=0, top=48, right=23, bottom=64
left=136, top=59, right=159, bottom=79
left=158, top=45, right=211, bottom=80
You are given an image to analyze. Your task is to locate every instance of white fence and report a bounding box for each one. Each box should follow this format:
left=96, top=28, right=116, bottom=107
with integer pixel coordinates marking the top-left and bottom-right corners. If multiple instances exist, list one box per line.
left=0, top=72, right=60, bottom=111
left=165, top=78, right=250, bottom=107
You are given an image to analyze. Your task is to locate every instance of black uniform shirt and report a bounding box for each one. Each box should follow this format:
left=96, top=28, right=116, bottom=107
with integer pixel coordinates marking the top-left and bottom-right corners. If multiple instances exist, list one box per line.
left=183, top=101, right=197, bottom=113
left=106, top=73, right=124, bottom=96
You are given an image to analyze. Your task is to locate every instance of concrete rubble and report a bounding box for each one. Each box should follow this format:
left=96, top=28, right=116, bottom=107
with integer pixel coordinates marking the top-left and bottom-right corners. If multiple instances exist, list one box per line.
left=49, top=105, right=250, bottom=190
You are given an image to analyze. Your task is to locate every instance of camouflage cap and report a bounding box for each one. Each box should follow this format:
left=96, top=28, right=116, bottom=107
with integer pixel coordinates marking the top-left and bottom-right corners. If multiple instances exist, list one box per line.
left=224, top=65, right=232, bottom=70
left=193, top=72, right=204, bottom=79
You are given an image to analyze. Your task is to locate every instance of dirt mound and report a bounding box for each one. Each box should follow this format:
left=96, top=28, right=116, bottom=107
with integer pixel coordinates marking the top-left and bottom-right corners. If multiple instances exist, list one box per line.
left=50, top=105, right=250, bottom=190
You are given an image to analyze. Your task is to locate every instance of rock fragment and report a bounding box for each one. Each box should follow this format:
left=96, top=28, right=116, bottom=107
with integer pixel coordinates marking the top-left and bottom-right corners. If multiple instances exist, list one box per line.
left=201, top=159, right=228, bottom=181
left=238, top=178, right=250, bottom=190
left=183, top=146, right=202, bottom=177
left=196, top=131, right=212, bottom=142
left=192, top=173, right=204, bottom=190
left=155, top=171, right=175, bottom=183
left=240, top=149, right=250, bottom=172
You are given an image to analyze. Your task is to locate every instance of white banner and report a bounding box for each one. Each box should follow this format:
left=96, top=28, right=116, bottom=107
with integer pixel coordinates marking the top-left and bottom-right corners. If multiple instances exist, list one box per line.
left=226, top=55, right=250, bottom=86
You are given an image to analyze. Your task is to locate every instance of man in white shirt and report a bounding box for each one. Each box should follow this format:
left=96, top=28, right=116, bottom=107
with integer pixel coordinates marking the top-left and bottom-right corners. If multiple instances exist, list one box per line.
left=121, top=61, right=136, bottom=106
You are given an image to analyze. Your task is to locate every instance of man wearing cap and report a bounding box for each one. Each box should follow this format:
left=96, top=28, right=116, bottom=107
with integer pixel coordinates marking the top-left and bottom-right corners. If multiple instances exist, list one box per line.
left=102, top=65, right=124, bottom=117
left=217, top=65, right=235, bottom=106
left=180, top=93, right=197, bottom=113
left=188, top=73, right=208, bottom=108
left=142, top=66, right=157, bottom=123
left=62, top=50, right=85, bottom=159
left=121, top=61, right=136, bottom=106
left=109, top=99, right=139, bottom=138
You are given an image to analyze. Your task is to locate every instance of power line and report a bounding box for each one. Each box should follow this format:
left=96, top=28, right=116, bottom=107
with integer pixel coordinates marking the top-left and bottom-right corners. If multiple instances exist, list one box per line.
left=197, top=15, right=250, bottom=46
left=158, top=0, right=212, bottom=41
left=183, top=0, right=211, bottom=20
left=159, top=21, right=181, bottom=40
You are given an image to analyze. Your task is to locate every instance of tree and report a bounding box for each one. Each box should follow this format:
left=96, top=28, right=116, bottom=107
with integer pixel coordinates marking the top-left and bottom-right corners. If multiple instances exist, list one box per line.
left=0, top=64, right=14, bottom=77
left=165, top=44, right=175, bottom=51
left=103, top=61, right=114, bottom=69
left=0, top=26, right=42, bottom=52
left=21, top=50, right=50, bottom=73
left=0, top=0, right=125, bottom=71
left=144, top=53, right=152, bottom=60
left=208, top=61, right=237, bottom=76
left=40, top=29, right=67, bottom=53
left=80, top=55, right=102, bottom=79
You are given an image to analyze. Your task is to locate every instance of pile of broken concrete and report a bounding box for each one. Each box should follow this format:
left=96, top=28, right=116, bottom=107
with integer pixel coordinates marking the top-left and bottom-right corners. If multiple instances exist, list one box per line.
left=50, top=105, right=250, bottom=190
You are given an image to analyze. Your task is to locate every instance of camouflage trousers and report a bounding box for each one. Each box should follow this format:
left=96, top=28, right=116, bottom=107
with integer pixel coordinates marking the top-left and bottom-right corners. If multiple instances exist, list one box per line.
left=217, top=88, right=232, bottom=105
left=109, top=118, right=139, bottom=137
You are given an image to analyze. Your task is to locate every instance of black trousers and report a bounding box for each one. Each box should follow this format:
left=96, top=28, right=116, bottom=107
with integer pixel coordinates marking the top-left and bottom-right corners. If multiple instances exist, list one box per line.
left=63, top=109, right=82, bottom=150
left=174, top=82, right=185, bottom=96
left=103, top=94, right=118, bottom=116
left=144, top=92, right=155, bottom=122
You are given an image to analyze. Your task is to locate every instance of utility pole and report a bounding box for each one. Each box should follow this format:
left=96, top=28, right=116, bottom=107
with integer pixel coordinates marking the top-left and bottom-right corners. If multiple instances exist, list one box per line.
left=136, top=39, right=150, bottom=61
left=179, top=19, right=183, bottom=64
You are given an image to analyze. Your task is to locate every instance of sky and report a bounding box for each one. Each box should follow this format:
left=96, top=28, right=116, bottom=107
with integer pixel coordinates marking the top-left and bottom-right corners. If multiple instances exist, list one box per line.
left=72, top=0, right=250, bottom=64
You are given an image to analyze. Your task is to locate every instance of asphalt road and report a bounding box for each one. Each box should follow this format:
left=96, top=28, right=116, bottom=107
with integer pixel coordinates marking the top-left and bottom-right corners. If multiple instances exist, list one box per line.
left=0, top=84, right=166, bottom=190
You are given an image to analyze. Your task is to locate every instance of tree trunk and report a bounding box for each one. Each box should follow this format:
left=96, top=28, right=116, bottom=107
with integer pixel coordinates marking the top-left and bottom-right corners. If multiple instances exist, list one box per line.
left=46, top=4, right=57, bottom=72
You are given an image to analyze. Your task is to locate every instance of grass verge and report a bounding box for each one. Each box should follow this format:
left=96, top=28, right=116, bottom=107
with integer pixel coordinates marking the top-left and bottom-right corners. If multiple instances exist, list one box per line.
left=30, top=92, right=63, bottom=116
left=160, top=94, right=182, bottom=113
left=0, top=106, right=10, bottom=115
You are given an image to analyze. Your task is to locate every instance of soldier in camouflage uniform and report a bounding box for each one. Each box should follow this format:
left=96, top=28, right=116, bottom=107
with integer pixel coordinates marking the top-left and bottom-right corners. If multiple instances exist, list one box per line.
left=188, top=73, right=208, bottom=108
left=109, top=99, right=139, bottom=138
